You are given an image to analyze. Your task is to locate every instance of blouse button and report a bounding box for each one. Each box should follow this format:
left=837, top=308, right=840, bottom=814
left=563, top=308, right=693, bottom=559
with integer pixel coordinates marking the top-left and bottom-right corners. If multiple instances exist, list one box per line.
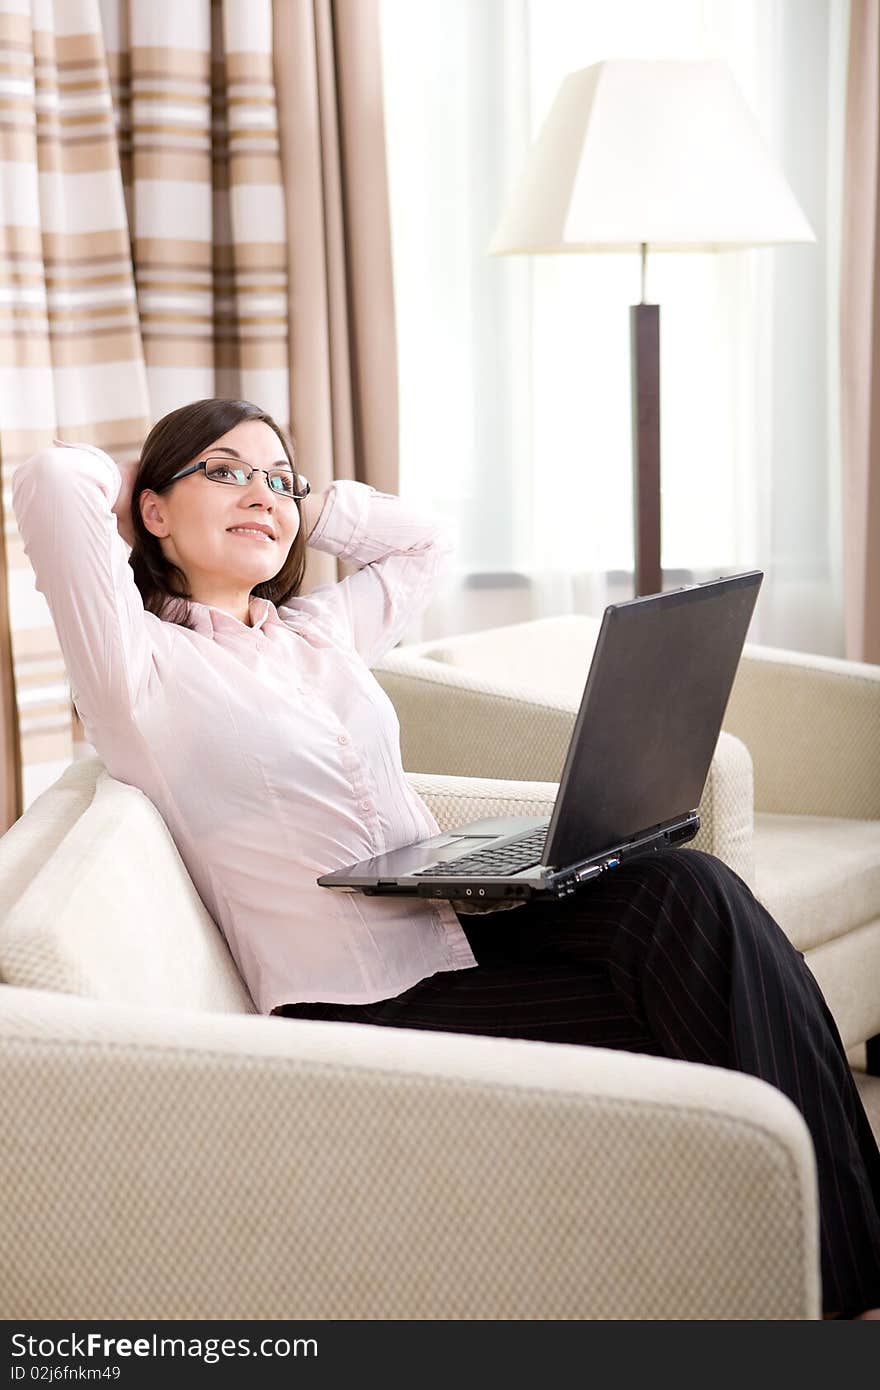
left=359, top=798, right=372, bottom=812
left=338, top=733, right=350, bottom=745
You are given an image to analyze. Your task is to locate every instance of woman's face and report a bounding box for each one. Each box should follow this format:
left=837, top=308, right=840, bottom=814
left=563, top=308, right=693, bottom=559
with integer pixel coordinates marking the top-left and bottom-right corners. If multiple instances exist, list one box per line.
left=139, top=419, right=302, bottom=607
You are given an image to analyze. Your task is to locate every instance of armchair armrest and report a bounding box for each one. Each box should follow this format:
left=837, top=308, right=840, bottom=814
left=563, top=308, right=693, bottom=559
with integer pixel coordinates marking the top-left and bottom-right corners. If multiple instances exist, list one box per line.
left=375, top=654, right=576, bottom=781
left=687, top=732, right=754, bottom=883
left=405, top=770, right=558, bottom=828
left=0, top=984, right=820, bottom=1319
left=726, top=645, right=880, bottom=818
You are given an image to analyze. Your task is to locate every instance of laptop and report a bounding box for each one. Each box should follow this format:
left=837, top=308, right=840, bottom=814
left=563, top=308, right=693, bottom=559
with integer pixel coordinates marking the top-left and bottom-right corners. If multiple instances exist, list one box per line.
left=317, top=571, right=762, bottom=905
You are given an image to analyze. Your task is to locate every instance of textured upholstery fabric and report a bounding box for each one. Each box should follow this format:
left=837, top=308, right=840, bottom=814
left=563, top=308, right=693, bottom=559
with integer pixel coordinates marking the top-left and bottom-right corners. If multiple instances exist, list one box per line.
left=410, top=771, right=559, bottom=827
left=685, top=732, right=754, bottom=883
left=0, top=983, right=819, bottom=1320
left=806, top=919, right=880, bottom=1054
left=424, top=613, right=603, bottom=695
left=724, top=647, right=880, bottom=819
left=0, top=758, right=256, bottom=1015
left=374, top=651, right=591, bottom=781
left=0, top=755, right=98, bottom=906
left=754, top=814, right=880, bottom=952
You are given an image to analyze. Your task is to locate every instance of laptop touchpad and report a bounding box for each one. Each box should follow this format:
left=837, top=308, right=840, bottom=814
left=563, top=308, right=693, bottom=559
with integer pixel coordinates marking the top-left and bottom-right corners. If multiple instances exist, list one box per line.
left=433, top=836, right=494, bottom=859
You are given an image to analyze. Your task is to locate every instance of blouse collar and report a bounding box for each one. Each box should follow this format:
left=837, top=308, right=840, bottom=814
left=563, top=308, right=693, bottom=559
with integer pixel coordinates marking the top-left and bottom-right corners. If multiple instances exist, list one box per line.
left=160, top=593, right=331, bottom=646
left=160, top=594, right=274, bottom=636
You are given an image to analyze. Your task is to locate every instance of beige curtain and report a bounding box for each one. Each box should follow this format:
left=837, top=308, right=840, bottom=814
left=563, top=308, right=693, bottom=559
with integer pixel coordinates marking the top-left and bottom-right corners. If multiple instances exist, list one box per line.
left=841, top=0, right=880, bottom=663
left=0, top=0, right=297, bottom=829
left=272, top=0, right=399, bottom=592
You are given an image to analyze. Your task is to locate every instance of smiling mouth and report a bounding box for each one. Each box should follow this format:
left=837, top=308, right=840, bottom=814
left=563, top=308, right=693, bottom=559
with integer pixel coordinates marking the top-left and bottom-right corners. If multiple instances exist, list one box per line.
left=227, top=527, right=276, bottom=542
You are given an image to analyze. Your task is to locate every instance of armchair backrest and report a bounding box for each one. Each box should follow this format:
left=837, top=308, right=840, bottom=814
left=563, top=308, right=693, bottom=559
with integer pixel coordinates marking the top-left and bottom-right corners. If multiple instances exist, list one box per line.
left=0, top=758, right=255, bottom=1014
left=411, top=614, right=603, bottom=702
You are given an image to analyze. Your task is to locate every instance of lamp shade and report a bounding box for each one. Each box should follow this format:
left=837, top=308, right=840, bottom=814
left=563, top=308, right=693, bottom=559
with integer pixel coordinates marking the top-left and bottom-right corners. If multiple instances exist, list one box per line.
left=489, top=59, right=816, bottom=254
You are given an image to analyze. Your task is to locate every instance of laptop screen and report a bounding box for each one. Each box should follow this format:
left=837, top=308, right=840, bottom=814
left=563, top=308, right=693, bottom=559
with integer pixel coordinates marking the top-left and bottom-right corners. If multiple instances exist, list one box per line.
left=543, top=573, right=761, bottom=868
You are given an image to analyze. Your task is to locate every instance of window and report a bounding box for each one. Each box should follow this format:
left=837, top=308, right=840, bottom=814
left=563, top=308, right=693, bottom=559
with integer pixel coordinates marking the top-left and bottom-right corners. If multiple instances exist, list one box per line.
left=380, top=0, right=848, bottom=653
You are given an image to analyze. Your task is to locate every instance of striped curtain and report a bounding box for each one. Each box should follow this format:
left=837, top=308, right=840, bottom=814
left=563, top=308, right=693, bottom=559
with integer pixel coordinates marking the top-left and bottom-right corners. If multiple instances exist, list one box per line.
left=841, top=0, right=880, bottom=663
left=104, top=0, right=289, bottom=417
left=0, top=0, right=290, bottom=828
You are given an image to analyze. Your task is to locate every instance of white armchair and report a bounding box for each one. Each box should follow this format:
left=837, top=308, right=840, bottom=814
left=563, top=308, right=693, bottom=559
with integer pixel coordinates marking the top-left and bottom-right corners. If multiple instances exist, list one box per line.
left=0, top=755, right=820, bottom=1319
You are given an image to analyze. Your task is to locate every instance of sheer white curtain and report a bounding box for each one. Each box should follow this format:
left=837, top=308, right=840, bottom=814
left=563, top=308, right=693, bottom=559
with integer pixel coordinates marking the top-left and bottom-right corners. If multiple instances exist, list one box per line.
left=379, top=0, right=849, bottom=653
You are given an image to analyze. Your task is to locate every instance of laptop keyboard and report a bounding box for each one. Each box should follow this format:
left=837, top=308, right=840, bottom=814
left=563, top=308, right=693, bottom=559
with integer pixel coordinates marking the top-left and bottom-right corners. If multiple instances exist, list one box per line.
left=413, top=825, right=550, bottom=878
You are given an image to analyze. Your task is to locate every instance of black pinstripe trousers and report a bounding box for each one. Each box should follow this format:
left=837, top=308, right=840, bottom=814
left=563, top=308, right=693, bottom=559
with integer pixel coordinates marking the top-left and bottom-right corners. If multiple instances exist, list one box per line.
left=275, top=848, right=880, bottom=1317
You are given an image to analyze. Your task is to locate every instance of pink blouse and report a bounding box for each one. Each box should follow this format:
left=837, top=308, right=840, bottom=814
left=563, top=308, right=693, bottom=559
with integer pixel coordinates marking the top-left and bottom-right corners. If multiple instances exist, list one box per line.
left=12, top=442, right=481, bottom=1013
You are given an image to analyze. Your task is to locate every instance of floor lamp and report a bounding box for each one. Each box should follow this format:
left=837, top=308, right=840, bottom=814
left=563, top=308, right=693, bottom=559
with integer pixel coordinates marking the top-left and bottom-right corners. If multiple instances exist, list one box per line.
left=489, top=58, right=815, bottom=597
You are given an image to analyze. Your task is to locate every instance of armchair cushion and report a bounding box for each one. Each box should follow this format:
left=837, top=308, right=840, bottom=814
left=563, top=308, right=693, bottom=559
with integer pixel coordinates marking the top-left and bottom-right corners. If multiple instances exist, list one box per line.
left=0, top=758, right=256, bottom=1014
left=754, top=814, right=880, bottom=953
left=0, top=761, right=605, bottom=1004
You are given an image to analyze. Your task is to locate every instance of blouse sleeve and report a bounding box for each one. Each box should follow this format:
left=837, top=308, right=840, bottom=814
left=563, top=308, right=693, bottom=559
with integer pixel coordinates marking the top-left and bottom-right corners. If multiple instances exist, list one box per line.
left=278, top=479, right=455, bottom=667
left=11, top=442, right=157, bottom=731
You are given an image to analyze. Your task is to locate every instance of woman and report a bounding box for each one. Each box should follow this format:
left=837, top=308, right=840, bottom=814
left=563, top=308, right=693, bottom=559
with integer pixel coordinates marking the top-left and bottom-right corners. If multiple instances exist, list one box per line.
left=12, top=396, right=880, bottom=1318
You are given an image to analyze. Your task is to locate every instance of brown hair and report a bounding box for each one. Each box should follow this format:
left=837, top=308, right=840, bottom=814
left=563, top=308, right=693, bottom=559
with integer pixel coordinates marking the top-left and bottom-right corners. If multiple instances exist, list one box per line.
left=128, top=398, right=308, bottom=631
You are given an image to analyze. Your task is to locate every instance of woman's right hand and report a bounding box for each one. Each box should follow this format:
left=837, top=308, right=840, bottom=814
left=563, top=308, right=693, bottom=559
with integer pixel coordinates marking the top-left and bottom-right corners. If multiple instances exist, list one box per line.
left=112, top=460, right=139, bottom=549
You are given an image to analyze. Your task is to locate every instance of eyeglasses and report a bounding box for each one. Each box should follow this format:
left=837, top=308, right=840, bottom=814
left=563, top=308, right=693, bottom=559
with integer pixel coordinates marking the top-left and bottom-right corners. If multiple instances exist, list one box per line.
left=163, top=455, right=311, bottom=500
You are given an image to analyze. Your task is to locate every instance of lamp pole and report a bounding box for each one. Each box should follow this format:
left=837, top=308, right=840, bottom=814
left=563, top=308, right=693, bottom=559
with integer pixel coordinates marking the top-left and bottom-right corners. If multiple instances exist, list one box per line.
left=630, top=242, right=662, bottom=597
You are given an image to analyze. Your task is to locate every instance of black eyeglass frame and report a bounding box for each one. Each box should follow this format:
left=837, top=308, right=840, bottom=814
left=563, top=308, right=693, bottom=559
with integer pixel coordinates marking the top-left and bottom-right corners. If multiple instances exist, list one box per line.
left=159, top=457, right=311, bottom=500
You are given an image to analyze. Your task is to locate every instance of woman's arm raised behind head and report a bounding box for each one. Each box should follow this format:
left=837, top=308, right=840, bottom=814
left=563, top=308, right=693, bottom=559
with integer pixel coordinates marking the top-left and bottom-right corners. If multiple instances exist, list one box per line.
left=11, top=443, right=157, bottom=735
left=110, top=456, right=139, bottom=549
left=279, top=480, right=455, bottom=668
